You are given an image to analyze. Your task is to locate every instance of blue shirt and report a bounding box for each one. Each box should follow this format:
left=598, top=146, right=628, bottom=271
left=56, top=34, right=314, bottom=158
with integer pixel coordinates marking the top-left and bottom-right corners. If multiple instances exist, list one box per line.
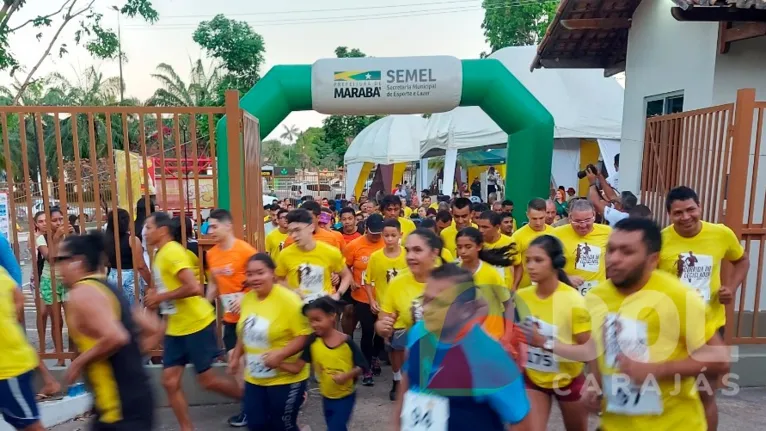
left=0, top=234, right=21, bottom=287
left=404, top=321, right=529, bottom=429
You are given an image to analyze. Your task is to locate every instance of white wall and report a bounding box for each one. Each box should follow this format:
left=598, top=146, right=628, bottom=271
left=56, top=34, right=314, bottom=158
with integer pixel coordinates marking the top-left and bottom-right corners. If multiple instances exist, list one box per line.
left=620, top=0, right=719, bottom=194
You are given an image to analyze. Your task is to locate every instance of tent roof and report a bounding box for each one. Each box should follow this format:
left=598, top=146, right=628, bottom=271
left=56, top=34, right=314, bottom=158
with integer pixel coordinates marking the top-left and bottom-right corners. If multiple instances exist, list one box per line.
left=421, top=45, right=624, bottom=157
left=344, top=115, right=425, bottom=165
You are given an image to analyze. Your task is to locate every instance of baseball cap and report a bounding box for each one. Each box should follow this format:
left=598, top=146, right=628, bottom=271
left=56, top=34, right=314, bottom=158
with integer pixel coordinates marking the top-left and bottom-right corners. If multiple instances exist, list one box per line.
left=365, top=214, right=384, bottom=234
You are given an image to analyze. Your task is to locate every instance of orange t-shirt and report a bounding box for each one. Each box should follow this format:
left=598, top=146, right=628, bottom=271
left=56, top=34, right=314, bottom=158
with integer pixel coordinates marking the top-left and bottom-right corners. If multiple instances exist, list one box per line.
left=283, top=226, right=345, bottom=252
left=343, top=235, right=385, bottom=303
left=206, top=239, right=257, bottom=323
left=340, top=230, right=362, bottom=245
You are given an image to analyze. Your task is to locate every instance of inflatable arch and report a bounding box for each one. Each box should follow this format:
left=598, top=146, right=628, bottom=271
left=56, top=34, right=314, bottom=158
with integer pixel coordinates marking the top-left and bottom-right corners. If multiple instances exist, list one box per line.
left=216, top=56, right=554, bottom=221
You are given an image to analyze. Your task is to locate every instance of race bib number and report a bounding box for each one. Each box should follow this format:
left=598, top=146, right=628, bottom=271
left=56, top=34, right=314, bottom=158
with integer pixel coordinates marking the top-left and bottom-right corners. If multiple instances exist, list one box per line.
left=604, top=314, right=649, bottom=368
left=574, top=242, right=601, bottom=273
left=246, top=353, right=277, bottom=379
left=526, top=347, right=558, bottom=372
left=675, top=252, right=713, bottom=303
left=153, top=271, right=177, bottom=315
left=297, top=263, right=325, bottom=299
left=220, top=292, right=244, bottom=313
left=603, top=374, right=663, bottom=415
left=578, top=280, right=598, bottom=296
left=401, top=391, right=449, bottom=431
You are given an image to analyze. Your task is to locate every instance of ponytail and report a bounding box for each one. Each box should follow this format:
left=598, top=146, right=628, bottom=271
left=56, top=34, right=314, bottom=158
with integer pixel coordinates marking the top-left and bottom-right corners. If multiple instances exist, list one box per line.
left=478, top=244, right=515, bottom=267
left=557, top=269, right=574, bottom=287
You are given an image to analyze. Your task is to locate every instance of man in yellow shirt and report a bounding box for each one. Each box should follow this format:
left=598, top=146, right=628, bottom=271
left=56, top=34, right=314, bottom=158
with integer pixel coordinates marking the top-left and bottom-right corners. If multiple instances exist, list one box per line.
left=553, top=199, right=611, bottom=296
left=380, top=194, right=416, bottom=240
left=440, top=197, right=473, bottom=257
left=264, top=209, right=289, bottom=261
left=476, top=210, right=518, bottom=290
left=658, top=186, right=749, bottom=431
left=512, top=198, right=555, bottom=289
left=584, top=218, right=729, bottom=431
left=144, top=212, right=242, bottom=430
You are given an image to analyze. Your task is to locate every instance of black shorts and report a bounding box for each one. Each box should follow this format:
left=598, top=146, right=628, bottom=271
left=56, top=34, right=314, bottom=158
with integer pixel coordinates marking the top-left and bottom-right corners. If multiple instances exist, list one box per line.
left=163, top=322, right=222, bottom=373
left=341, top=288, right=354, bottom=305
left=223, top=321, right=238, bottom=352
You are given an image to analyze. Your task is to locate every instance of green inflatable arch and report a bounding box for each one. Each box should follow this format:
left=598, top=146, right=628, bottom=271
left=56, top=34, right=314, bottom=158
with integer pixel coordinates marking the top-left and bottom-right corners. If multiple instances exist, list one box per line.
left=216, top=58, right=554, bottom=222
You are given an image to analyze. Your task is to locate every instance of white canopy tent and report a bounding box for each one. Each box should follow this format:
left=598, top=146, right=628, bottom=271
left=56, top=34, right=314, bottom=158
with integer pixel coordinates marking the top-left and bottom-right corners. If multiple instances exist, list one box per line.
left=421, top=45, right=624, bottom=195
left=344, top=115, right=425, bottom=198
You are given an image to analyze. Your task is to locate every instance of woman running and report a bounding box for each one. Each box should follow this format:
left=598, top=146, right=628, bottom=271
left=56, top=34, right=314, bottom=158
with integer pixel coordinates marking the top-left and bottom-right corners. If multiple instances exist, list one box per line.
left=516, top=235, right=591, bottom=431
left=229, top=253, right=311, bottom=431
left=375, top=228, right=442, bottom=401
left=454, top=227, right=513, bottom=341
left=279, top=296, right=368, bottom=431
left=57, top=232, right=162, bottom=430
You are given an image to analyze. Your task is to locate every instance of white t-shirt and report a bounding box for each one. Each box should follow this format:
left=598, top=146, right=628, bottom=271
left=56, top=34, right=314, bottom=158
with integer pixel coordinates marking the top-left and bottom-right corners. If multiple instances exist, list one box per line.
left=608, top=171, right=619, bottom=191
left=604, top=205, right=629, bottom=226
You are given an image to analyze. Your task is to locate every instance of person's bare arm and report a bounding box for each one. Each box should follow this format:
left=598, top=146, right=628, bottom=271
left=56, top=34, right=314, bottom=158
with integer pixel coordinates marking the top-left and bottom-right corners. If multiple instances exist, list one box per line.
left=131, top=236, right=152, bottom=285
left=598, top=172, right=619, bottom=202
left=335, top=266, right=354, bottom=297
left=587, top=183, right=607, bottom=216
left=278, top=359, right=307, bottom=374
left=13, top=288, right=24, bottom=324
left=512, top=264, right=523, bottom=290
left=205, top=279, right=219, bottom=303
left=264, top=335, right=310, bottom=369
left=228, top=338, right=245, bottom=376
left=157, top=268, right=203, bottom=301
left=131, top=308, right=165, bottom=354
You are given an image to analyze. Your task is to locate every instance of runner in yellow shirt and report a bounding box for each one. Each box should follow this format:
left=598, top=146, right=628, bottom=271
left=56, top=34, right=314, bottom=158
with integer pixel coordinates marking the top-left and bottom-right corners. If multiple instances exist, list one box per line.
left=264, top=209, right=289, bottom=261
left=365, top=219, right=407, bottom=308
left=276, top=209, right=352, bottom=302
left=584, top=218, right=729, bottom=431
left=144, top=212, right=242, bottom=430
left=454, top=227, right=513, bottom=340
left=476, top=211, right=519, bottom=290
left=380, top=195, right=416, bottom=241
left=512, top=198, right=555, bottom=290
left=553, top=199, right=611, bottom=296
left=375, top=228, right=442, bottom=401
left=516, top=235, right=590, bottom=431
left=440, top=197, right=474, bottom=257
left=658, top=186, right=749, bottom=430
left=418, top=218, right=455, bottom=263
left=229, top=253, right=312, bottom=431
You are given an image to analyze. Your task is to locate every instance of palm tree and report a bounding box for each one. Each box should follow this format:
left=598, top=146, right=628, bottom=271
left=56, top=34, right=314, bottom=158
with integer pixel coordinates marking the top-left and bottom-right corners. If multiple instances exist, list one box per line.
left=280, top=124, right=299, bottom=145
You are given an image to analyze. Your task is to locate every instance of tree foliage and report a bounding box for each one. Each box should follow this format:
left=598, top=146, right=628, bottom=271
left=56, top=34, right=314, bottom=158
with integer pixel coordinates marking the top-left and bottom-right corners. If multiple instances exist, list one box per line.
left=321, top=46, right=381, bottom=162
left=481, top=0, right=559, bottom=54
left=0, top=0, right=159, bottom=103
left=193, top=14, right=265, bottom=97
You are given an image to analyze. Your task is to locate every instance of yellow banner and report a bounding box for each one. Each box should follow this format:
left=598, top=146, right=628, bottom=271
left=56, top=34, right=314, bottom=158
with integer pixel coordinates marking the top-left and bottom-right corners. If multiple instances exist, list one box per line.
left=115, top=150, right=156, bottom=210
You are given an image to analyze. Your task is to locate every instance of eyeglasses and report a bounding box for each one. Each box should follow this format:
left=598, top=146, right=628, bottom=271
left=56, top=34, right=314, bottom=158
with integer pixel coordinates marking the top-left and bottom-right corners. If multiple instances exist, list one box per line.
left=570, top=217, right=595, bottom=226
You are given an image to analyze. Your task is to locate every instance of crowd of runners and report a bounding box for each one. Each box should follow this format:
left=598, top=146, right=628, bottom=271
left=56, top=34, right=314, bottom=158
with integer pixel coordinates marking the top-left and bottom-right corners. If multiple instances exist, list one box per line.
left=0, top=178, right=748, bottom=431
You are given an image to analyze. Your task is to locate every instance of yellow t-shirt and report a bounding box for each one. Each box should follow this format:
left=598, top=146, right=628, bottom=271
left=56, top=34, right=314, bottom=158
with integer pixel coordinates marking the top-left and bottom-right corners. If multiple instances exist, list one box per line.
left=403, top=207, right=413, bottom=218
left=398, top=217, right=416, bottom=241
left=515, top=282, right=590, bottom=388
left=511, top=224, right=555, bottom=288
left=237, top=285, right=312, bottom=386
left=301, top=334, right=367, bottom=399
left=365, top=247, right=408, bottom=304
left=439, top=248, right=455, bottom=264
left=585, top=271, right=715, bottom=431
left=483, top=233, right=520, bottom=290
left=553, top=223, right=611, bottom=296
left=265, top=229, right=289, bottom=262
left=0, top=268, right=37, bottom=379
left=659, top=222, right=744, bottom=329
left=463, top=261, right=511, bottom=340
left=153, top=241, right=215, bottom=336
left=274, top=241, right=346, bottom=300
left=380, top=269, right=425, bottom=330
left=440, top=223, right=478, bottom=257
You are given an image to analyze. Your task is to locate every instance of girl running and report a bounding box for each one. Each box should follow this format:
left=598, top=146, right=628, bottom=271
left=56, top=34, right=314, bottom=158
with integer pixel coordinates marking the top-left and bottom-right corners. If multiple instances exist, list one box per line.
left=279, top=297, right=368, bottom=431
left=454, top=227, right=513, bottom=341
left=516, top=235, right=591, bottom=431
left=375, top=228, right=442, bottom=401
left=229, top=253, right=311, bottom=431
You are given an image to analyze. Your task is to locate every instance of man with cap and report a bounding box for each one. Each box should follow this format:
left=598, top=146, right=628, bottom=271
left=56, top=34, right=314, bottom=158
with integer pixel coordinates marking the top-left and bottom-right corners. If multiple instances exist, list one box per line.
left=343, top=214, right=386, bottom=385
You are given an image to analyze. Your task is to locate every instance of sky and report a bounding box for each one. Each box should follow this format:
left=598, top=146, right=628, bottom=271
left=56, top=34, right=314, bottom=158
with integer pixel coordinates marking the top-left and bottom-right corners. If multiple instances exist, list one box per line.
left=3, top=0, right=492, bottom=141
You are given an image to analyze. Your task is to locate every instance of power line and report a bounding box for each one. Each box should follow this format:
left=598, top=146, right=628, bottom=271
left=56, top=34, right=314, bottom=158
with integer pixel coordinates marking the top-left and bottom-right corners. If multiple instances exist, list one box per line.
left=122, top=0, right=557, bottom=30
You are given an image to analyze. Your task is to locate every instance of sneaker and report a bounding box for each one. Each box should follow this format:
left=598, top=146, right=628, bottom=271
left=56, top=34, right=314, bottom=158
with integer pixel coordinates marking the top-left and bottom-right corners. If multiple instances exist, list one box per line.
left=362, top=372, right=374, bottom=387
left=389, top=380, right=400, bottom=401
left=371, top=357, right=382, bottom=376
left=228, top=413, right=247, bottom=427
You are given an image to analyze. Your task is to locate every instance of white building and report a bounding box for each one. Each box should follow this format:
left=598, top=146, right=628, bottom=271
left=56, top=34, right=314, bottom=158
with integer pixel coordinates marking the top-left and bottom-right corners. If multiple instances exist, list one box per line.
left=532, top=0, right=766, bottom=194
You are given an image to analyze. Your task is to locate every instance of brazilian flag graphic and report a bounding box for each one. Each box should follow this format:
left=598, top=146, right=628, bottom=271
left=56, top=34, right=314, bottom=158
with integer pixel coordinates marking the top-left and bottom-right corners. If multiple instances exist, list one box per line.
left=334, top=70, right=382, bottom=81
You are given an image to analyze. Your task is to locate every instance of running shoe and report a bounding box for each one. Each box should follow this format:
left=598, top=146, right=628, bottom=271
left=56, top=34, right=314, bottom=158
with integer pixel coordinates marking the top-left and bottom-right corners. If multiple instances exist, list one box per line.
left=371, top=357, right=382, bottom=376
left=389, top=380, right=399, bottom=401
left=362, top=372, right=374, bottom=387
left=227, top=412, right=247, bottom=427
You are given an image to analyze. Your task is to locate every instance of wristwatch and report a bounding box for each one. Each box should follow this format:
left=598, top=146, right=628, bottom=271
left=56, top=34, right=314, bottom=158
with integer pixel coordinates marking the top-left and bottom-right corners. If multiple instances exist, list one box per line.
left=543, top=337, right=555, bottom=352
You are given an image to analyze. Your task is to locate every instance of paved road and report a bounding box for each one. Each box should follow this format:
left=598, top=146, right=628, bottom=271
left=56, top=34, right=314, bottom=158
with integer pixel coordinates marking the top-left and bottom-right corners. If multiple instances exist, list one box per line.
left=48, top=381, right=766, bottom=430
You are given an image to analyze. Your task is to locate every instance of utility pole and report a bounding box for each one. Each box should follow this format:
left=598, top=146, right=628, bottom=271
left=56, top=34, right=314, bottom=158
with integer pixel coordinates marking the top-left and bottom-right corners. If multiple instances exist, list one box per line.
left=111, top=6, right=124, bottom=103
